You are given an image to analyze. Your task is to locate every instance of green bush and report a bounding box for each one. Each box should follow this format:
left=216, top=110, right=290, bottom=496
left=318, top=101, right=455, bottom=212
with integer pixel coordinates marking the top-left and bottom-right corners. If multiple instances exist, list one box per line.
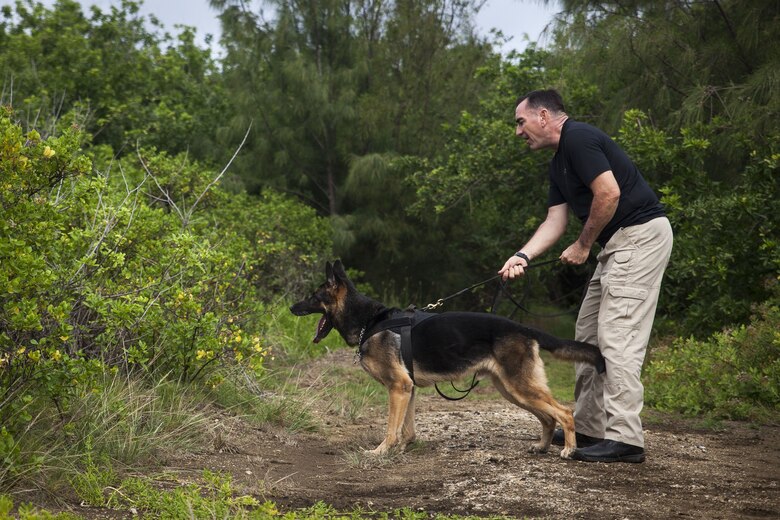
left=0, top=1, right=228, bottom=160
left=0, top=109, right=332, bottom=488
left=617, top=110, right=779, bottom=337
left=645, top=288, right=780, bottom=420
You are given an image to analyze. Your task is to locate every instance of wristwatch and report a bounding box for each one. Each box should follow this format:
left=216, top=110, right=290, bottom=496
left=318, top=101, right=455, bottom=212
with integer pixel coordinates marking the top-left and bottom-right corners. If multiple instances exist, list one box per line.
left=514, top=251, right=530, bottom=264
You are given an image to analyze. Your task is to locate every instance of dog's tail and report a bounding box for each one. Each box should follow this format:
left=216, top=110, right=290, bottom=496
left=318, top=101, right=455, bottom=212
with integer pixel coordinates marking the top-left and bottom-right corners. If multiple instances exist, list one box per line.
left=535, top=333, right=606, bottom=374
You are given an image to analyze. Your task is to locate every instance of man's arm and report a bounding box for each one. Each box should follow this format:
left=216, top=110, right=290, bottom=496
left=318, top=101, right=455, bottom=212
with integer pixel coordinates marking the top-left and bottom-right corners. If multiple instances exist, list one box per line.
left=560, top=170, right=620, bottom=264
left=499, top=203, right=568, bottom=280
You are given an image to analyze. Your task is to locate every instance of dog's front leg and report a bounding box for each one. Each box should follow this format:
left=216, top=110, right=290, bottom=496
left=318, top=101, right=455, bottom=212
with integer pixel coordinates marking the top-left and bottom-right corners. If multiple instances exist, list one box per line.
left=400, top=387, right=416, bottom=445
left=370, top=379, right=414, bottom=455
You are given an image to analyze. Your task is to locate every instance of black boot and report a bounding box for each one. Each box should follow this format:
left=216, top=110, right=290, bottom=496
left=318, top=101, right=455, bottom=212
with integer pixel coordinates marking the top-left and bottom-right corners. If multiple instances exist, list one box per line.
left=551, top=428, right=603, bottom=448
left=571, top=439, right=646, bottom=463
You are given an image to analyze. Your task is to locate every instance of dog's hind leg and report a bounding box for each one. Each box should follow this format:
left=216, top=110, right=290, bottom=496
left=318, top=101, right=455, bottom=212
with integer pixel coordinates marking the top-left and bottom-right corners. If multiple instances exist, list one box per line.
left=371, top=378, right=414, bottom=455
left=492, top=373, right=576, bottom=458
left=490, top=376, right=555, bottom=453
left=528, top=409, right=556, bottom=454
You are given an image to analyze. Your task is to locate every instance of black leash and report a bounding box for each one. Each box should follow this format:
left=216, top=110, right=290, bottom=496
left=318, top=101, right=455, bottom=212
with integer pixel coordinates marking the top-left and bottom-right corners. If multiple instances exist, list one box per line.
left=422, top=257, right=561, bottom=311
left=435, top=374, right=480, bottom=401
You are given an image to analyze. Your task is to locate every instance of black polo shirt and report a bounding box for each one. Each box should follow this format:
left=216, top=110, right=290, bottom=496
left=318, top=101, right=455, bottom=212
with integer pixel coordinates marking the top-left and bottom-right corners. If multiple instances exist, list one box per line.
left=548, top=119, right=666, bottom=247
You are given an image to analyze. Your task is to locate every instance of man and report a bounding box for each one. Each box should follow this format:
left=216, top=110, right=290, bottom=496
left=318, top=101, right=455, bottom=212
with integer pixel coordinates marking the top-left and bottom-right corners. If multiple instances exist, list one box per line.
left=499, top=89, right=673, bottom=463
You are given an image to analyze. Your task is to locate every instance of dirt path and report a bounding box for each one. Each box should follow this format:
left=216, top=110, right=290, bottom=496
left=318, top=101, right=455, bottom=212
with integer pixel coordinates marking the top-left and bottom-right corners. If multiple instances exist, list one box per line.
left=159, top=350, right=780, bottom=520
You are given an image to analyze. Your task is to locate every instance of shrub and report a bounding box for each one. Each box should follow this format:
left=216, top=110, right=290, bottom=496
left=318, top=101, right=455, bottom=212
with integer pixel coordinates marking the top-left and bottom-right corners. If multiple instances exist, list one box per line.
left=0, top=108, right=332, bottom=488
left=645, top=287, right=780, bottom=420
left=617, top=110, right=779, bottom=337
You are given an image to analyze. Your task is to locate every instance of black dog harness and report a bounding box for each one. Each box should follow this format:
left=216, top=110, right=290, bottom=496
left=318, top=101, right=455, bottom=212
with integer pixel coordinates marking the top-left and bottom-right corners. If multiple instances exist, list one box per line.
left=358, top=309, right=434, bottom=383
left=358, top=309, right=480, bottom=399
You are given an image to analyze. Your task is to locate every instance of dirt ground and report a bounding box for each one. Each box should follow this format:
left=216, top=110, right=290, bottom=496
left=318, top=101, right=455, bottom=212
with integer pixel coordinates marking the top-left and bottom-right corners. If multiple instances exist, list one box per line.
left=69, top=350, right=780, bottom=518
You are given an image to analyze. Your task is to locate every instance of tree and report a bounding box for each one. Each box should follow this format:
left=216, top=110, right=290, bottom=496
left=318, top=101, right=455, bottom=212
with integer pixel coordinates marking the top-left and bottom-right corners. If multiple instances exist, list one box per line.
left=0, top=0, right=228, bottom=160
left=210, top=0, right=497, bottom=296
left=402, top=47, right=602, bottom=310
left=541, top=0, right=780, bottom=335
left=211, top=0, right=491, bottom=208
left=547, top=0, right=780, bottom=172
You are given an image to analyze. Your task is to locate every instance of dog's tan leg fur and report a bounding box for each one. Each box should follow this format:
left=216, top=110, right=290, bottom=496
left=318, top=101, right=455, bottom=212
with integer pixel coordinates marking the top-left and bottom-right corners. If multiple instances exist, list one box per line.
left=401, top=387, right=416, bottom=445
left=491, top=342, right=577, bottom=458
left=371, top=378, right=414, bottom=455
left=492, top=373, right=576, bottom=457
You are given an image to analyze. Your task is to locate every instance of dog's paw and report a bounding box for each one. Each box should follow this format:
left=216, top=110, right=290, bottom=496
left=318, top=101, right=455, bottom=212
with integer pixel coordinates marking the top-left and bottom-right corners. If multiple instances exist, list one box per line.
left=367, top=446, right=388, bottom=456
left=527, top=443, right=549, bottom=454
left=560, top=447, right=575, bottom=459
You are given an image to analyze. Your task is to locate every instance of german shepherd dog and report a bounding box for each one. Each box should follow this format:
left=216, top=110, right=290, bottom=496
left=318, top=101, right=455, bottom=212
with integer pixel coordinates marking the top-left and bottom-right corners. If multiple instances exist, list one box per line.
left=290, top=260, right=605, bottom=458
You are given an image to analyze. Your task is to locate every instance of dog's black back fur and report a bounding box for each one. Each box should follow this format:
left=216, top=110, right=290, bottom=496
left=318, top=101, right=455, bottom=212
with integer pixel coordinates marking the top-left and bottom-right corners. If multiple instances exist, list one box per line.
left=411, top=311, right=605, bottom=375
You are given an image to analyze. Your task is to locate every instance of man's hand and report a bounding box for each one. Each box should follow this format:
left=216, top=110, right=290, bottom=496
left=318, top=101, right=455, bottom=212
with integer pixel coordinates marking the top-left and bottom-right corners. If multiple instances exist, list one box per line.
left=560, top=241, right=590, bottom=265
left=499, top=254, right=528, bottom=281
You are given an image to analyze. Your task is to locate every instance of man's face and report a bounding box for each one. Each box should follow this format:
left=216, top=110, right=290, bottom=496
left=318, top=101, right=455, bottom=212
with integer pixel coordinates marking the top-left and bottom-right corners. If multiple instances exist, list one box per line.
left=515, top=99, right=547, bottom=150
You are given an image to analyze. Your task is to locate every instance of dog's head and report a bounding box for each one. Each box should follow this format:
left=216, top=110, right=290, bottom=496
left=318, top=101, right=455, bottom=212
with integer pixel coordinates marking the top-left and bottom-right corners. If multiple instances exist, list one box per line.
left=289, top=260, right=351, bottom=343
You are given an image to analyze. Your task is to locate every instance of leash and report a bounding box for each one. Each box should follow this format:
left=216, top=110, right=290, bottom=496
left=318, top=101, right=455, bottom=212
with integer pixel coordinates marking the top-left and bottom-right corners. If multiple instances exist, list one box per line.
left=422, top=257, right=561, bottom=311
left=435, top=374, right=480, bottom=401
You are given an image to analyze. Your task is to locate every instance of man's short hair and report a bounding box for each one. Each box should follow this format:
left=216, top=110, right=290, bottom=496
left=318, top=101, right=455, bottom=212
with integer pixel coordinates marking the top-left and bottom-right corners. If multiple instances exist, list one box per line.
left=516, top=89, right=566, bottom=114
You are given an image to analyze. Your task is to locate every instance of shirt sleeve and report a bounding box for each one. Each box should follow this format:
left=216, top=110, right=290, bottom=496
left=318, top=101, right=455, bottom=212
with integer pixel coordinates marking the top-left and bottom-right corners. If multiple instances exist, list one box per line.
left=566, top=128, right=612, bottom=185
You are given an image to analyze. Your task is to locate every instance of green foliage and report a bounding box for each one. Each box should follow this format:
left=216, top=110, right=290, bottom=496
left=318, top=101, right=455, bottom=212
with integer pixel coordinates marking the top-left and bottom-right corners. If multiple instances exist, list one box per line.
left=0, top=494, right=80, bottom=519
left=66, top=375, right=208, bottom=465
left=214, top=0, right=493, bottom=213
left=0, top=370, right=208, bottom=494
left=0, top=109, right=332, bottom=489
left=550, top=1, right=780, bottom=146
left=79, top=467, right=515, bottom=519
left=0, top=0, right=228, bottom=159
left=646, top=289, right=780, bottom=421
left=0, top=491, right=515, bottom=520
left=0, top=429, right=21, bottom=489
left=202, top=366, right=322, bottom=434
left=71, top=468, right=273, bottom=517
left=69, top=450, right=117, bottom=507
left=403, top=47, right=598, bottom=309
left=616, top=110, right=779, bottom=336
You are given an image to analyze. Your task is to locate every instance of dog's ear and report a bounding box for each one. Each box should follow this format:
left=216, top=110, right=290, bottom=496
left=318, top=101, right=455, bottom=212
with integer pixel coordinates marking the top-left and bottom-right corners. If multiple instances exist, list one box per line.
left=325, top=261, right=336, bottom=286
left=332, top=259, right=349, bottom=284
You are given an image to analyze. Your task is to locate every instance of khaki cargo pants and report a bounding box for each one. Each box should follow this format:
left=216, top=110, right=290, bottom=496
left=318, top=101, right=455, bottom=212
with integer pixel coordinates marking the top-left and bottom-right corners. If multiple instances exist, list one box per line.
left=573, top=217, right=673, bottom=448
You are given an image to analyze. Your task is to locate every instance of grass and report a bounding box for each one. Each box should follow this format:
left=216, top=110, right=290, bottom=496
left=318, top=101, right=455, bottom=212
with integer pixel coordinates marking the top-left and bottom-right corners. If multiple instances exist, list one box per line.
left=2, top=484, right=516, bottom=520
left=71, top=374, right=209, bottom=464
left=203, top=366, right=322, bottom=433
left=539, top=351, right=577, bottom=403
left=0, top=372, right=209, bottom=497
left=317, top=365, right=381, bottom=423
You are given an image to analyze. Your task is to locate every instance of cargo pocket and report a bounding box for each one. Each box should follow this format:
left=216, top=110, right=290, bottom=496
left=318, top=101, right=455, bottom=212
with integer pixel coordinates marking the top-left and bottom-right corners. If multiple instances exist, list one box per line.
left=609, top=249, right=634, bottom=281
left=604, top=285, right=649, bottom=326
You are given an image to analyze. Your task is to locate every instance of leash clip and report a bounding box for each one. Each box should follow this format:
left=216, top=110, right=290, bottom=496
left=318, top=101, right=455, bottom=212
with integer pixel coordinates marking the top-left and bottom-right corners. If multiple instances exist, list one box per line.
left=422, top=299, right=443, bottom=311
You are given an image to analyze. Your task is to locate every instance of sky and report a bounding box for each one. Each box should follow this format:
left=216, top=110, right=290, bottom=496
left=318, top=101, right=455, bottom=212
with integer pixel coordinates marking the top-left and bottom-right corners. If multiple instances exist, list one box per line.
left=36, top=0, right=561, bottom=56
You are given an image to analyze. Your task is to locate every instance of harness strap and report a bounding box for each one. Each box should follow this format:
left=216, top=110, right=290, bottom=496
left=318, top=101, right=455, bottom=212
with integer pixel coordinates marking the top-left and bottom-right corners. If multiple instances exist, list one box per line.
left=360, top=311, right=478, bottom=398
left=401, top=323, right=413, bottom=383
left=360, top=315, right=416, bottom=382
